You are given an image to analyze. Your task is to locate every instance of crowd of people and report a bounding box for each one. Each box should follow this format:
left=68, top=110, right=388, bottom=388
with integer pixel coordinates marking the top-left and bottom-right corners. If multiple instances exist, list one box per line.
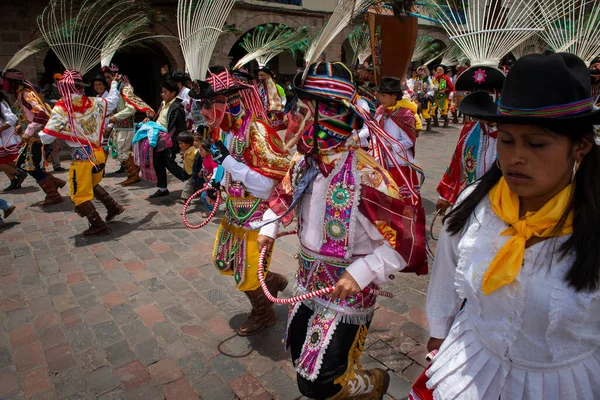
left=1, top=26, right=600, bottom=400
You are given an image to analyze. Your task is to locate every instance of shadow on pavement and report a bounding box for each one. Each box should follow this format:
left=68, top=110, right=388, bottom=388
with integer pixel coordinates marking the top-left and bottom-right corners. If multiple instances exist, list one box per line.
left=72, top=210, right=159, bottom=247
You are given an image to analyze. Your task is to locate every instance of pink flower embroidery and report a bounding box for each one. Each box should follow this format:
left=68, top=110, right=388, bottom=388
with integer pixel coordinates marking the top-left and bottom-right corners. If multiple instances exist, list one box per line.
left=474, top=69, right=487, bottom=84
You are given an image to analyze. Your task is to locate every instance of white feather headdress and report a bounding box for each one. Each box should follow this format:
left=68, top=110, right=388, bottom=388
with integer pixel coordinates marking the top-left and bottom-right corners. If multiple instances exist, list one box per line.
left=37, top=0, right=149, bottom=74
left=3, top=38, right=48, bottom=72
left=525, top=0, right=600, bottom=65
left=425, top=0, right=558, bottom=68
left=301, top=0, right=372, bottom=82
left=411, top=36, right=442, bottom=62
left=349, top=24, right=372, bottom=66
left=234, top=25, right=311, bottom=70
left=441, top=43, right=465, bottom=66
left=511, top=35, right=547, bottom=59
left=177, top=0, right=236, bottom=81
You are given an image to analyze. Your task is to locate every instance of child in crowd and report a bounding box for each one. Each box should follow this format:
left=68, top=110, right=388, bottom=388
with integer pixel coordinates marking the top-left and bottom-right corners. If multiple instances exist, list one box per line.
left=197, top=137, right=218, bottom=217
left=0, top=198, right=16, bottom=229
left=178, top=131, right=199, bottom=204
left=147, top=80, right=186, bottom=199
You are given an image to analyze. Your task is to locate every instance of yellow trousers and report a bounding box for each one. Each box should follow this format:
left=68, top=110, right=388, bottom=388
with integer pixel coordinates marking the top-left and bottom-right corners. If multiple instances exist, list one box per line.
left=212, top=219, right=273, bottom=292
left=422, top=103, right=432, bottom=120
left=432, top=97, right=450, bottom=117
left=68, top=148, right=105, bottom=206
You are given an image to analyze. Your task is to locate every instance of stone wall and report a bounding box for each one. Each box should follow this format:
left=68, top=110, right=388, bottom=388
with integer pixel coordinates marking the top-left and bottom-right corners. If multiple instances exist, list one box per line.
left=1, top=0, right=448, bottom=82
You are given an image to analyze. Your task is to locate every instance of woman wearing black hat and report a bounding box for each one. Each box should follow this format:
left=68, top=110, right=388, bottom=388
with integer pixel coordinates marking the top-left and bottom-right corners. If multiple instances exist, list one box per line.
left=425, top=53, right=600, bottom=399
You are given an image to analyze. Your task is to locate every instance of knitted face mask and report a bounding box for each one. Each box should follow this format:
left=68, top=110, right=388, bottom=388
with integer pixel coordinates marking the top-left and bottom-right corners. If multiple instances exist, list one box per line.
left=291, top=99, right=360, bottom=155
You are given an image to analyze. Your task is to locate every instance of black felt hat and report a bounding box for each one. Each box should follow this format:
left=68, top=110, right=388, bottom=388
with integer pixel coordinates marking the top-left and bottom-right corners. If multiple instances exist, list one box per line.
left=375, top=76, right=404, bottom=94
left=459, top=53, right=600, bottom=129
left=455, top=66, right=505, bottom=92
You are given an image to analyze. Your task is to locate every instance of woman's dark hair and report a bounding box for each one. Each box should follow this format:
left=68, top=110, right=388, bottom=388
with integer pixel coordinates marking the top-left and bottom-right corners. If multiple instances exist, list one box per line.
left=199, top=138, right=212, bottom=152
left=161, top=80, right=179, bottom=94
left=445, top=123, right=600, bottom=292
left=177, top=131, right=194, bottom=146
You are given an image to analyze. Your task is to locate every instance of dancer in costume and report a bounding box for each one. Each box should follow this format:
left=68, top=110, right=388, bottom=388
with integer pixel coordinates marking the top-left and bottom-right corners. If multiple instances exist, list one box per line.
left=436, top=65, right=506, bottom=215
left=430, top=65, right=455, bottom=128
left=40, top=71, right=125, bottom=237
left=257, top=67, right=287, bottom=131
left=256, top=62, right=428, bottom=400
left=414, top=66, right=434, bottom=131
left=375, top=76, right=421, bottom=192
left=191, top=67, right=291, bottom=336
left=426, top=52, right=600, bottom=400
left=0, top=91, right=25, bottom=191
left=1, top=69, right=65, bottom=206
left=102, top=64, right=155, bottom=185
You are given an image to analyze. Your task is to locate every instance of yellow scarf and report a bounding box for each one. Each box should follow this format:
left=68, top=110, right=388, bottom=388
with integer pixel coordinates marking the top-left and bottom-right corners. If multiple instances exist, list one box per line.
left=483, top=177, right=573, bottom=295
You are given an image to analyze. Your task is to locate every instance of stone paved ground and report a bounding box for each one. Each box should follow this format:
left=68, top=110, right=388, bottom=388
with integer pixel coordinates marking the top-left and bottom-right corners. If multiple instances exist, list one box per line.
left=0, top=123, right=460, bottom=400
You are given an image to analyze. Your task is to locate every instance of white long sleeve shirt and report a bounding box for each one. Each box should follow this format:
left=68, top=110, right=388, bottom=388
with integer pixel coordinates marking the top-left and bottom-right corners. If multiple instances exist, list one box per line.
left=426, top=186, right=600, bottom=399
left=259, top=166, right=407, bottom=289
left=221, top=155, right=277, bottom=200
left=40, top=82, right=120, bottom=148
left=376, top=113, right=415, bottom=166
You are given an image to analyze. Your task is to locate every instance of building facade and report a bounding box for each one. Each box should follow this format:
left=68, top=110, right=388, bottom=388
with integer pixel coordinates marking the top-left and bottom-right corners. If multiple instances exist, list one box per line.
left=1, top=0, right=449, bottom=107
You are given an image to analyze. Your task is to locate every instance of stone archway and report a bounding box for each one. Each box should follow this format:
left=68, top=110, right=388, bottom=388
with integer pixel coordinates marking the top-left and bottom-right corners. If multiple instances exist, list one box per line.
left=212, top=9, right=324, bottom=67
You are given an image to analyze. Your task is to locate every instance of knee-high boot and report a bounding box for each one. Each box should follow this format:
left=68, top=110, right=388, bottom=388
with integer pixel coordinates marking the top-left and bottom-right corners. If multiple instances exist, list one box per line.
left=120, top=154, right=141, bottom=186
left=74, top=200, right=110, bottom=237
left=37, top=176, right=63, bottom=206
left=93, top=184, right=124, bottom=222
left=327, top=369, right=390, bottom=400
left=237, top=272, right=288, bottom=337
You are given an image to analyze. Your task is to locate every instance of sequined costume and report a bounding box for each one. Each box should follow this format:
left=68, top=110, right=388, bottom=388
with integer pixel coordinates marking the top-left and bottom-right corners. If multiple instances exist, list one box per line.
left=192, top=67, right=291, bottom=337
left=40, top=71, right=125, bottom=237
left=258, top=62, right=427, bottom=399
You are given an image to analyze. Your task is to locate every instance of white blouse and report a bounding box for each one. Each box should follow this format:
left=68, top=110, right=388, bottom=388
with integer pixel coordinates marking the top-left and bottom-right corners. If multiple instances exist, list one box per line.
left=426, top=187, right=600, bottom=399
left=0, top=100, right=20, bottom=148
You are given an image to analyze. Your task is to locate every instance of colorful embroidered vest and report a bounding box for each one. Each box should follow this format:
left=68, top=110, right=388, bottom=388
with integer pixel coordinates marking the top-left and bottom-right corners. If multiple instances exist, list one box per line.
left=223, top=115, right=269, bottom=229
left=295, top=152, right=378, bottom=323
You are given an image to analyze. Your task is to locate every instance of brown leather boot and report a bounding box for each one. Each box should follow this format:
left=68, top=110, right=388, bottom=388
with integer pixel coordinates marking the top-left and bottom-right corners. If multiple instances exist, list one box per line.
left=443, top=115, right=450, bottom=127
left=120, top=155, right=141, bottom=186
left=425, top=118, right=432, bottom=131
left=433, top=113, right=439, bottom=127
left=75, top=201, right=110, bottom=237
left=328, top=368, right=390, bottom=400
left=237, top=287, right=277, bottom=337
left=265, top=272, right=288, bottom=297
left=93, top=184, right=124, bottom=222
left=452, top=110, right=459, bottom=124
left=48, top=173, right=66, bottom=189
left=37, top=177, right=63, bottom=206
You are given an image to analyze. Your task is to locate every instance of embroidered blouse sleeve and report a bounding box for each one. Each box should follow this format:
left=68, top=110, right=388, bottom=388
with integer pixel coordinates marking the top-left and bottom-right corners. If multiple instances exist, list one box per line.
left=222, top=155, right=277, bottom=199
left=345, top=212, right=407, bottom=290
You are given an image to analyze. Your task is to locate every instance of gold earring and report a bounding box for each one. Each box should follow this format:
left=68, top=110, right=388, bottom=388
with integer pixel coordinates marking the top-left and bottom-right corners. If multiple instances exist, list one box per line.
left=496, top=159, right=501, bottom=171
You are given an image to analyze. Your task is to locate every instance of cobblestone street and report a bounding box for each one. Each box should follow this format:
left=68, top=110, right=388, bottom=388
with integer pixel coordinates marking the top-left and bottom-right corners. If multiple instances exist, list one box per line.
left=0, top=124, right=460, bottom=400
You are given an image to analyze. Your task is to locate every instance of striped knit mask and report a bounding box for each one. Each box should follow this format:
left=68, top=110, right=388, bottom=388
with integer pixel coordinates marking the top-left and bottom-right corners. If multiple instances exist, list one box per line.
left=296, top=99, right=361, bottom=155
